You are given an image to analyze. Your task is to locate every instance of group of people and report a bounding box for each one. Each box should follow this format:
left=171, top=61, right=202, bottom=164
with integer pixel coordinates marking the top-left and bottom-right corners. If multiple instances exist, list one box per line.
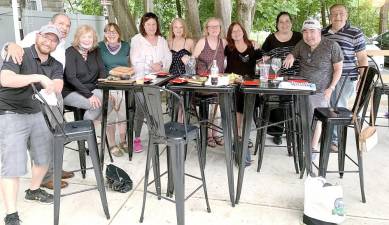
left=0, top=3, right=368, bottom=225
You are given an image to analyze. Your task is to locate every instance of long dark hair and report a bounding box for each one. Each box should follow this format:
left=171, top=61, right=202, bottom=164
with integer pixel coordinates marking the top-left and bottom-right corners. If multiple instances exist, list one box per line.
left=275, top=12, right=292, bottom=31
left=226, top=22, right=252, bottom=50
left=139, top=12, right=162, bottom=37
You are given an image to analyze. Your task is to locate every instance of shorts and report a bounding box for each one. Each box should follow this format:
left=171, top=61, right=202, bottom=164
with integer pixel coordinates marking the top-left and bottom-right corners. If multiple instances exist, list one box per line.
left=0, top=112, right=52, bottom=177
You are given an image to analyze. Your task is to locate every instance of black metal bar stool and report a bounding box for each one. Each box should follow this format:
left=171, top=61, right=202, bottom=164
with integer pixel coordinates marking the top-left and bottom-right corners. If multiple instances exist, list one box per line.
left=136, top=86, right=211, bottom=225
left=253, top=95, right=300, bottom=173
left=311, top=66, right=378, bottom=203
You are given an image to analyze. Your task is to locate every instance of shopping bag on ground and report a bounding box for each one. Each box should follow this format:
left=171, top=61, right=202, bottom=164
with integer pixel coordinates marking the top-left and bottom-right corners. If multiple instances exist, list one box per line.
left=303, top=176, right=345, bottom=225
left=105, top=164, right=133, bottom=193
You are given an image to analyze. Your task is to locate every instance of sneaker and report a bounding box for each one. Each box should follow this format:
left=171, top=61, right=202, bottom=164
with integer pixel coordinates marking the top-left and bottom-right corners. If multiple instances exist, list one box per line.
left=25, top=188, right=53, bottom=204
left=4, top=212, right=20, bottom=225
left=134, top=137, right=143, bottom=153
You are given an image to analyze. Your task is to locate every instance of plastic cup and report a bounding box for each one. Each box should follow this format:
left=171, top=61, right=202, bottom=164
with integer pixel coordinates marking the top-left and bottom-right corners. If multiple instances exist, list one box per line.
left=259, top=63, right=270, bottom=82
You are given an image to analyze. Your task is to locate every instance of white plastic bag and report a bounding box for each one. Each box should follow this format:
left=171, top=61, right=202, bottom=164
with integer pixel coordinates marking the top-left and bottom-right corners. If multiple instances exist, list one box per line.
left=303, top=176, right=345, bottom=224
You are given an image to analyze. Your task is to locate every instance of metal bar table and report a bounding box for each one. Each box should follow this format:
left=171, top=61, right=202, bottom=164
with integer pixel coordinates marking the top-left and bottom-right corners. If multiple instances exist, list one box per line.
left=97, top=75, right=175, bottom=167
left=167, top=83, right=239, bottom=207
left=235, top=82, right=315, bottom=204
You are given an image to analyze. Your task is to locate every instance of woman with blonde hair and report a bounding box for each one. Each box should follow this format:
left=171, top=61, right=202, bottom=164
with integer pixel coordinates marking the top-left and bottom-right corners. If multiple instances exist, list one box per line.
left=168, top=18, right=195, bottom=75
left=63, top=24, right=108, bottom=121
left=193, top=17, right=227, bottom=147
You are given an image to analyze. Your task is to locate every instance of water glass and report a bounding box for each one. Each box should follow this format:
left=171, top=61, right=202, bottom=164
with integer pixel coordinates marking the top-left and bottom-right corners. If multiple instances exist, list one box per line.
left=259, top=63, right=270, bottom=82
left=185, top=57, right=196, bottom=76
left=135, top=62, right=145, bottom=84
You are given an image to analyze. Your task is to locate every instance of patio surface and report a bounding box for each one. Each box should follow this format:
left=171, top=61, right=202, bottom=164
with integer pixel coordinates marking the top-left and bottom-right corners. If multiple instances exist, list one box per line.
left=1, top=72, right=389, bottom=225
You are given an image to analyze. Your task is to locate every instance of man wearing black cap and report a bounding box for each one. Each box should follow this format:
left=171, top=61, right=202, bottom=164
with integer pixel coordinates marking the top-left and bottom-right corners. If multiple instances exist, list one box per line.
left=0, top=24, right=63, bottom=225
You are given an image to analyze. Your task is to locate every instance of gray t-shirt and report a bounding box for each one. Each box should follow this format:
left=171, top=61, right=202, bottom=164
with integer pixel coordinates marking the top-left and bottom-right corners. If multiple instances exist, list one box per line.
left=292, top=37, right=343, bottom=92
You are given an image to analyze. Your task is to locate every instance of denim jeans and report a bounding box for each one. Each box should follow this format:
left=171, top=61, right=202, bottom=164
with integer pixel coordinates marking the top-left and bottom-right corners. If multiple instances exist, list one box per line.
left=330, top=77, right=357, bottom=144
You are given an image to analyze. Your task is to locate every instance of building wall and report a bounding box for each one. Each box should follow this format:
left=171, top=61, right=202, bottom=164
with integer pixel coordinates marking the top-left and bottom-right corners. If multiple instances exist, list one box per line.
left=0, top=0, right=64, bottom=12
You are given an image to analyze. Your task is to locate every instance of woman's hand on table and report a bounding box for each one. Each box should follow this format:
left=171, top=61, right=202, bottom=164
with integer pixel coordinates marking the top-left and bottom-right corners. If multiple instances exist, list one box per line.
left=89, top=95, right=102, bottom=109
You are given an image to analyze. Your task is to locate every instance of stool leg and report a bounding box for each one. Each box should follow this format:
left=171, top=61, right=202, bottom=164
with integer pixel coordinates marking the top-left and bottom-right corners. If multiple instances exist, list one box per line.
left=152, top=144, right=162, bottom=199
left=53, top=135, right=65, bottom=225
left=254, top=104, right=263, bottom=156
left=257, top=104, right=270, bottom=172
left=199, top=99, right=209, bottom=167
left=140, top=138, right=155, bottom=223
left=354, top=125, right=366, bottom=203
left=87, top=133, right=110, bottom=219
left=290, top=102, right=300, bottom=173
left=78, top=142, right=86, bottom=179
left=319, top=122, right=332, bottom=177
left=338, top=126, right=347, bottom=178
left=168, top=140, right=185, bottom=225
left=371, top=87, right=381, bottom=125
left=196, top=132, right=211, bottom=213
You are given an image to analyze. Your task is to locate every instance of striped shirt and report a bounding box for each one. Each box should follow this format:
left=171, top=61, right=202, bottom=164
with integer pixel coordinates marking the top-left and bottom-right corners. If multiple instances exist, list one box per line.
left=322, top=22, right=366, bottom=78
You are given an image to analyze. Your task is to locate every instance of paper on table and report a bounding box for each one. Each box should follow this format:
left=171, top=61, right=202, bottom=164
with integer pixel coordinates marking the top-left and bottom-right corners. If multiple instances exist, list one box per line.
left=35, top=89, right=58, bottom=106
left=204, top=76, right=229, bottom=86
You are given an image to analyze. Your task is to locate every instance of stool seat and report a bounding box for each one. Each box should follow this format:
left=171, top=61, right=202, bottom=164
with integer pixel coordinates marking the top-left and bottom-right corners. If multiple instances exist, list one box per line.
left=165, top=122, right=198, bottom=139
left=314, top=107, right=353, bottom=123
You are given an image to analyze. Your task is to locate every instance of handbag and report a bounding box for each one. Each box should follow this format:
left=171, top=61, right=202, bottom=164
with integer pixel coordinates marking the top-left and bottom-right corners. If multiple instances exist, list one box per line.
left=358, top=96, right=378, bottom=152
left=303, top=176, right=345, bottom=225
left=105, top=164, right=133, bottom=193
left=352, top=73, right=378, bottom=153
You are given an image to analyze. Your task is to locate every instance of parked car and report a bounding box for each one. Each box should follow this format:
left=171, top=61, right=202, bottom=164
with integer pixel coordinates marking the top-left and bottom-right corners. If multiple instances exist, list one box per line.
left=366, top=38, right=384, bottom=71
left=374, top=32, right=389, bottom=67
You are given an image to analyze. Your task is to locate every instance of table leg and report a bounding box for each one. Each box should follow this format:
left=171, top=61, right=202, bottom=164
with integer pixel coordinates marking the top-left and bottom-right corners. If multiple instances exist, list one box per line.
left=235, top=93, right=255, bottom=204
left=299, top=95, right=313, bottom=178
left=219, top=92, right=236, bottom=207
left=126, top=90, right=135, bottom=161
left=100, top=89, right=110, bottom=170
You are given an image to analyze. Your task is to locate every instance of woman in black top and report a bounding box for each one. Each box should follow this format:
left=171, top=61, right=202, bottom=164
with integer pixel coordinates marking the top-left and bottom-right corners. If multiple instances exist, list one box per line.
left=262, top=12, right=302, bottom=145
left=63, top=25, right=109, bottom=120
left=225, top=22, right=263, bottom=165
left=168, top=18, right=194, bottom=75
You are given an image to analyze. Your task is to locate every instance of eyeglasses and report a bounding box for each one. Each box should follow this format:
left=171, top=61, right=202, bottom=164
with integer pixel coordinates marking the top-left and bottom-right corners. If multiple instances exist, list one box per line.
left=39, top=33, right=58, bottom=44
left=105, top=31, right=118, bottom=35
left=330, top=12, right=346, bottom=17
left=207, top=25, right=220, bottom=29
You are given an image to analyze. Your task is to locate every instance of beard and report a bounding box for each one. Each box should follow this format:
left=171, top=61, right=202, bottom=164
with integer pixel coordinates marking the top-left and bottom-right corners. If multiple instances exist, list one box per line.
left=36, top=43, right=53, bottom=55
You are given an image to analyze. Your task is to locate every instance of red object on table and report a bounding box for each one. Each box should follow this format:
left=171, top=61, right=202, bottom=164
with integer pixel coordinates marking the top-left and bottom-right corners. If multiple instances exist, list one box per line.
left=156, top=71, right=169, bottom=76
left=169, top=77, right=188, bottom=84
left=198, top=71, right=209, bottom=77
left=242, top=80, right=259, bottom=86
left=268, top=74, right=278, bottom=80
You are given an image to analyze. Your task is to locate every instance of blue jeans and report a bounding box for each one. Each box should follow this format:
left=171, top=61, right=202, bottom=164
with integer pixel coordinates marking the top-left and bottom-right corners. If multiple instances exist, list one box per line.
left=330, top=77, right=356, bottom=145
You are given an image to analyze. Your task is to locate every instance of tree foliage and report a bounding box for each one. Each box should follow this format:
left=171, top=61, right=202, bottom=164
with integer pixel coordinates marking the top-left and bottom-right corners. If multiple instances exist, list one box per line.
left=65, top=0, right=385, bottom=38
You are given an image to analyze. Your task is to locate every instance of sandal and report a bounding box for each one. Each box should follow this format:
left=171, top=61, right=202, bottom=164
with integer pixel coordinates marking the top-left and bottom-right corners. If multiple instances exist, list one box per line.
left=214, top=136, right=224, bottom=146
left=207, top=137, right=217, bottom=148
left=119, top=142, right=129, bottom=153
left=110, top=146, right=123, bottom=157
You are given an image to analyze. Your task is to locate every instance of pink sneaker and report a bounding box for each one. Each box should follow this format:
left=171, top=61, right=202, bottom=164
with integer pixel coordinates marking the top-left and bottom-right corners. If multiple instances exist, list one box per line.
left=134, top=137, right=143, bottom=153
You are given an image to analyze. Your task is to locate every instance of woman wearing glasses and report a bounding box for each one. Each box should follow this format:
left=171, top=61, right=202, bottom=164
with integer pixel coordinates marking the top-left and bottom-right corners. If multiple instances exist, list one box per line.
left=262, top=12, right=302, bottom=145
left=193, top=17, right=227, bottom=147
left=98, top=23, right=130, bottom=157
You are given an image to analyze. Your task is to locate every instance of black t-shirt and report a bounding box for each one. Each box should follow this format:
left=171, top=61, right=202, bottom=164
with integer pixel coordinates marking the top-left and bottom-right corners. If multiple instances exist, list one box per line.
left=63, top=46, right=107, bottom=98
left=262, top=31, right=302, bottom=76
left=0, top=45, right=63, bottom=114
left=224, top=45, right=263, bottom=78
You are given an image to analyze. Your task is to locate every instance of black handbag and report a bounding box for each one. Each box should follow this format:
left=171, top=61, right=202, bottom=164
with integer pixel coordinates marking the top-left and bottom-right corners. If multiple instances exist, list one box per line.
left=105, top=164, right=133, bottom=193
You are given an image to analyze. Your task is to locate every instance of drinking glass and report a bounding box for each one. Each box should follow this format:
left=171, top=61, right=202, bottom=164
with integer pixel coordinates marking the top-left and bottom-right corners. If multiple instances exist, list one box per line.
left=271, top=57, right=282, bottom=76
left=135, top=62, right=145, bottom=84
left=259, top=63, right=270, bottom=82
